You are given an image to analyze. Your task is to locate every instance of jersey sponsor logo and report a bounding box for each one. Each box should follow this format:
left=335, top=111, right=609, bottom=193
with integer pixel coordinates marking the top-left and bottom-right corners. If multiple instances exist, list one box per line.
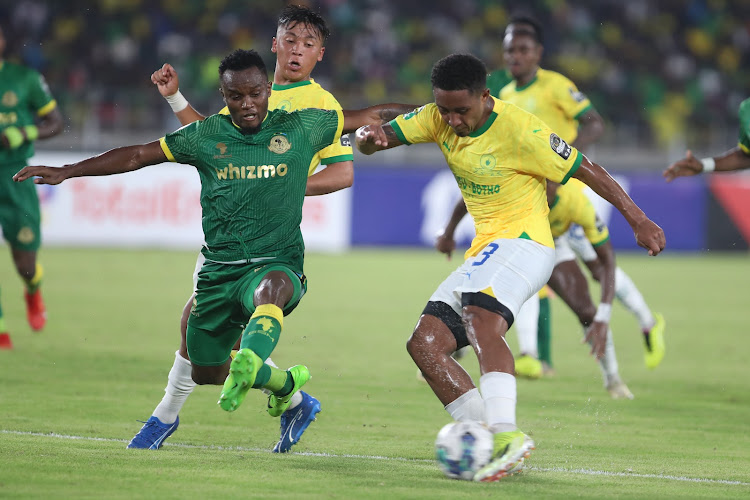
left=454, top=174, right=500, bottom=196
left=1, top=91, right=18, bottom=107
left=340, top=134, right=351, bottom=147
left=215, top=163, right=288, bottom=180
left=569, top=87, right=587, bottom=103
left=213, top=142, right=232, bottom=159
left=0, top=111, right=18, bottom=125
left=402, top=105, right=425, bottom=120
left=549, top=133, right=572, bottom=160
left=269, top=134, right=291, bottom=154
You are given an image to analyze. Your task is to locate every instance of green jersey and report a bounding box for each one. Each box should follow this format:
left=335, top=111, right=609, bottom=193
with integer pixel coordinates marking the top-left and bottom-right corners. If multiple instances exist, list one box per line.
left=738, top=98, right=750, bottom=155
left=160, top=108, right=343, bottom=267
left=487, top=69, right=513, bottom=98
left=0, top=61, right=57, bottom=165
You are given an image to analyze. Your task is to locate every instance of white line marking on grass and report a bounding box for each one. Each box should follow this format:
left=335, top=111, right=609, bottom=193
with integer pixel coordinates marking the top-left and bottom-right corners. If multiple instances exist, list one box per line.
left=3, top=429, right=748, bottom=487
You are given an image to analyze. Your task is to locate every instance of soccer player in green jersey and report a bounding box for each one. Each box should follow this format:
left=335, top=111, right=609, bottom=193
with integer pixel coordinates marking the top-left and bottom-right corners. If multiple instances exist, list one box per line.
left=355, top=53, right=665, bottom=481
left=664, top=97, right=750, bottom=179
left=14, top=49, right=366, bottom=443
left=0, top=23, right=64, bottom=350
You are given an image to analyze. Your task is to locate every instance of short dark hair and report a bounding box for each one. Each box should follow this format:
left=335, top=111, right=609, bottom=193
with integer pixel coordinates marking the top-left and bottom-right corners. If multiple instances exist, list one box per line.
left=278, top=5, right=330, bottom=42
left=431, top=54, right=487, bottom=94
left=218, top=49, right=267, bottom=77
left=507, top=15, right=543, bottom=45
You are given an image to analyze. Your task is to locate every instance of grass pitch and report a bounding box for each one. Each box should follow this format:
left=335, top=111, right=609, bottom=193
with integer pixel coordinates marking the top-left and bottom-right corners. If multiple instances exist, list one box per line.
left=1, top=247, right=749, bottom=499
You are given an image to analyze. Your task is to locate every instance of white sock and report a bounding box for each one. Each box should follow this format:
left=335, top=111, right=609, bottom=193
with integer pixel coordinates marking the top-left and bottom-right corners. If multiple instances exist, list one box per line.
left=515, top=294, right=540, bottom=357
left=152, top=351, right=196, bottom=424
left=615, top=267, right=655, bottom=331
left=480, top=372, right=517, bottom=433
left=445, top=388, right=486, bottom=422
left=261, top=356, right=303, bottom=410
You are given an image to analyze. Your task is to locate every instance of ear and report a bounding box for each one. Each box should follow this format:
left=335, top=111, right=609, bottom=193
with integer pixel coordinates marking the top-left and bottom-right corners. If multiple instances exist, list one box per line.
left=317, top=46, right=325, bottom=62
left=219, top=86, right=226, bottom=101
left=271, top=37, right=278, bottom=54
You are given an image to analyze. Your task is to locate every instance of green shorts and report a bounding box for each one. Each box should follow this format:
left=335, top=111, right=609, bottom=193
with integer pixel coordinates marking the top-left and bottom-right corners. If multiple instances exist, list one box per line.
left=0, top=162, right=41, bottom=251
left=186, top=260, right=307, bottom=366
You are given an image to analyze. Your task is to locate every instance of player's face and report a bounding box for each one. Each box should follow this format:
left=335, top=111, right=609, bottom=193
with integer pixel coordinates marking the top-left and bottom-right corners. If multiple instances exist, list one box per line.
left=220, top=66, right=272, bottom=133
left=503, top=33, right=542, bottom=79
left=271, top=22, right=325, bottom=84
left=433, top=88, right=491, bottom=137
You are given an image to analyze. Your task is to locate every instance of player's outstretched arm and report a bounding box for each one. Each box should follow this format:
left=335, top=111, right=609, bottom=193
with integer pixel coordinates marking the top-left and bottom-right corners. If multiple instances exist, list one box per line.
left=573, top=156, right=665, bottom=256
left=435, top=198, right=468, bottom=260
left=342, top=104, right=418, bottom=134
left=305, top=160, right=354, bottom=196
left=663, top=148, right=750, bottom=182
left=13, top=141, right=167, bottom=185
left=151, top=63, right=206, bottom=126
left=354, top=123, right=404, bottom=155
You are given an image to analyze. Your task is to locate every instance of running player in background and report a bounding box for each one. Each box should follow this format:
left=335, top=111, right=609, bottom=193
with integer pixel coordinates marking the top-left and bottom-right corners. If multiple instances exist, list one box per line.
left=355, top=53, right=665, bottom=481
left=0, top=23, right=64, bottom=350
left=664, top=97, right=750, bottom=179
left=14, top=48, right=369, bottom=453
left=498, top=17, right=664, bottom=375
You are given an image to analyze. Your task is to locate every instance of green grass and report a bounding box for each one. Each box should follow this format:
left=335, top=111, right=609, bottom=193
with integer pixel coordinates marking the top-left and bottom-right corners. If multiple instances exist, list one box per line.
left=1, top=247, right=749, bottom=499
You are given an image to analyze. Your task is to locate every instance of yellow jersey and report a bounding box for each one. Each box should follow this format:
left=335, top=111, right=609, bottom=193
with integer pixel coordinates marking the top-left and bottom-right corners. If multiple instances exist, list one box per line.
left=548, top=182, right=609, bottom=247
left=499, top=68, right=592, bottom=144
left=220, top=79, right=353, bottom=175
left=390, top=97, right=582, bottom=257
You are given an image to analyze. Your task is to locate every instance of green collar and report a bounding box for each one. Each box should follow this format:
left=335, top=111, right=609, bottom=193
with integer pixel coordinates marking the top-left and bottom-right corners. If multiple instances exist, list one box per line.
left=469, top=111, right=498, bottom=138
left=549, top=194, right=560, bottom=209
left=515, top=74, right=538, bottom=91
left=272, top=79, right=313, bottom=91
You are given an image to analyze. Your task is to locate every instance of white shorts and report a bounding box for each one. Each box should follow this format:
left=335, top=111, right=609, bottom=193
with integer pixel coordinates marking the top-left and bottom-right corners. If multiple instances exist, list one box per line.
left=192, top=251, right=205, bottom=292
left=428, top=238, right=555, bottom=322
left=565, top=224, right=597, bottom=262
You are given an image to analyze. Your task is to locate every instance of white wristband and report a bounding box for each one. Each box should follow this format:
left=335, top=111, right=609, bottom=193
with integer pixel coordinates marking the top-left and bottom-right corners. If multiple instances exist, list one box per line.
left=164, top=90, right=189, bottom=113
left=700, top=157, right=715, bottom=173
left=594, top=303, right=612, bottom=323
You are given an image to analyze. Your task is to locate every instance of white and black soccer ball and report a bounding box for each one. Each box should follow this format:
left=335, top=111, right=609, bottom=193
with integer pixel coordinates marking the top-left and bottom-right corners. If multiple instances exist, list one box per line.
left=435, top=421, right=494, bottom=480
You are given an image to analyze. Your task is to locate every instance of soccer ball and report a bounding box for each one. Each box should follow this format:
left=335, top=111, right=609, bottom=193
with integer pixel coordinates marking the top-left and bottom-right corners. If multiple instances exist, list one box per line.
left=435, top=421, right=494, bottom=480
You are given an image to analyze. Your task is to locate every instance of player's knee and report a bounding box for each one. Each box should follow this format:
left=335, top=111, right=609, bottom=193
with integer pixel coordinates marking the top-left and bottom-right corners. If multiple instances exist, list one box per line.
left=191, top=366, right=224, bottom=385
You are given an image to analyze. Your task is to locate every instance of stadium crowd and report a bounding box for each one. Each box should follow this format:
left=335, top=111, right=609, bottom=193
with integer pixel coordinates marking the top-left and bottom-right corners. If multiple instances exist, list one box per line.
left=3, top=0, right=749, bottom=151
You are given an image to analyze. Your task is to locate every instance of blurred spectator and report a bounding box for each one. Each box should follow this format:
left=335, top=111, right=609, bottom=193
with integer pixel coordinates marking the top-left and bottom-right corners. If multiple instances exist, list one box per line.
left=2, top=0, right=748, bottom=154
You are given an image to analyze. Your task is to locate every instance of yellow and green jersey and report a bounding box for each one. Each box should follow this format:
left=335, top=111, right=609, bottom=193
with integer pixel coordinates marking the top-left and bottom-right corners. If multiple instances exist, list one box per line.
left=738, top=97, right=750, bottom=154
left=486, top=69, right=513, bottom=98
left=160, top=108, right=343, bottom=266
left=0, top=61, right=57, bottom=165
left=499, top=68, right=592, bottom=144
left=548, top=182, right=609, bottom=247
left=390, top=98, right=582, bottom=258
left=220, top=79, right=352, bottom=175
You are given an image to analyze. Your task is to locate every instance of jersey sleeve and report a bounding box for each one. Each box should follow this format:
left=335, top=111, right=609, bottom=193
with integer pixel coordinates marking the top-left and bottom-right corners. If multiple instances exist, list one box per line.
left=553, top=74, right=593, bottom=121
left=159, top=121, right=200, bottom=164
left=738, top=98, right=750, bottom=154
left=389, top=104, right=438, bottom=145
left=300, top=108, right=344, bottom=154
left=26, top=70, right=57, bottom=116
left=517, top=114, right=583, bottom=184
left=315, top=93, right=353, bottom=165
left=572, top=196, right=610, bottom=247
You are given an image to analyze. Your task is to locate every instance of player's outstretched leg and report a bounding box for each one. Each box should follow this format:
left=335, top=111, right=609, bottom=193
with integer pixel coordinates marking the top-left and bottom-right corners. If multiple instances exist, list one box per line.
left=473, top=430, right=535, bottom=482
left=273, top=391, right=321, bottom=453
left=267, top=364, right=311, bottom=417
left=218, top=348, right=263, bottom=412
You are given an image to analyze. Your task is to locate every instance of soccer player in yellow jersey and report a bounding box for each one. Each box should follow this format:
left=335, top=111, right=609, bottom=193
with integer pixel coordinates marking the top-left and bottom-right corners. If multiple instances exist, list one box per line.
left=356, top=53, right=664, bottom=482
left=500, top=18, right=665, bottom=375
left=130, top=6, right=352, bottom=453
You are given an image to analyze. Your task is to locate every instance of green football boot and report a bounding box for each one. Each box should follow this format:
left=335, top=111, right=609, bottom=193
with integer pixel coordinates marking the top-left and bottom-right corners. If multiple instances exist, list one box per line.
left=218, top=348, right=262, bottom=412
left=267, top=365, right=311, bottom=417
left=644, top=313, right=666, bottom=370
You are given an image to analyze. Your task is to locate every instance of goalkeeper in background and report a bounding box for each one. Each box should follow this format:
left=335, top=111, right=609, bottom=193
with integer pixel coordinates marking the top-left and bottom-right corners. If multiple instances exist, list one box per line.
left=0, top=23, right=63, bottom=350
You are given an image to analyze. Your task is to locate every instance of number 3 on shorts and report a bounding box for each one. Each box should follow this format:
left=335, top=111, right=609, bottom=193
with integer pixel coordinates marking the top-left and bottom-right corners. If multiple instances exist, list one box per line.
left=472, top=243, right=499, bottom=266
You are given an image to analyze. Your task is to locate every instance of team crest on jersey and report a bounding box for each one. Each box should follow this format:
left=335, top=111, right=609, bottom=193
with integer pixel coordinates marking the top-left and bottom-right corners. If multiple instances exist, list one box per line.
left=549, top=133, right=572, bottom=160
left=569, top=87, right=587, bottom=103
left=213, top=142, right=231, bottom=159
left=269, top=134, right=291, bottom=154
left=2, top=91, right=18, bottom=107
left=477, top=154, right=497, bottom=175
left=276, top=100, right=292, bottom=111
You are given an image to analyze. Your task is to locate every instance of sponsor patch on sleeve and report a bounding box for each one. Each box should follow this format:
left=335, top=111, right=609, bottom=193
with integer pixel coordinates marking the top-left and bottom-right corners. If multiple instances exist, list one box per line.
left=340, top=134, right=351, bottom=147
left=549, top=133, right=572, bottom=160
left=569, top=87, right=587, bottom=103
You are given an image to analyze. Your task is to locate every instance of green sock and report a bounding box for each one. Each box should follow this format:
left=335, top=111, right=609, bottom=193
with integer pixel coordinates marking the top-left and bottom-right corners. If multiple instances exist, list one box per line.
left=239, top=304, right=283, bottom=359
left=537, top=296, right=552, bottom=365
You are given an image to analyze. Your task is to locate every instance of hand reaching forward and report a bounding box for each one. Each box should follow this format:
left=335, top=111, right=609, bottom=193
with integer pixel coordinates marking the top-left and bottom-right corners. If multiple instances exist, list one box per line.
left=584, top=321, right=608, bottom=359
left=633, top=218, right=665, bottom=256
left=663, top=150, right=703, bottom=182
left=14, top=165, right=68, bottom=185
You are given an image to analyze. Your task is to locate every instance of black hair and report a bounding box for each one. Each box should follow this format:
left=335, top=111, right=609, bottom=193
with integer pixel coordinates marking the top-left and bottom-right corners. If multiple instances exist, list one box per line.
left=507, top=15, right=543, bottom=45
left=218, top=49, right=267, bottom=77
left=278, top=4, right=330, bottom=42
left=431, top=54, right=487, bottom=94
